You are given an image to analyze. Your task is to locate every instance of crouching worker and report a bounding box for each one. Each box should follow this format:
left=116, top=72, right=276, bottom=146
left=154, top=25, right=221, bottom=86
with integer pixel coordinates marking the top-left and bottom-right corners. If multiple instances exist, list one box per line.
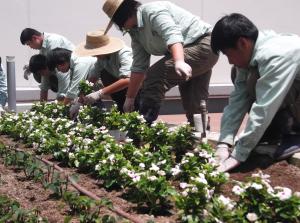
left=74, top=30, right=139, bottom=112
left=46, top=48, right=98, bottom=118
left=29, top=54, right=67, bottom=101
left=211, top=13, right=300, bottom=172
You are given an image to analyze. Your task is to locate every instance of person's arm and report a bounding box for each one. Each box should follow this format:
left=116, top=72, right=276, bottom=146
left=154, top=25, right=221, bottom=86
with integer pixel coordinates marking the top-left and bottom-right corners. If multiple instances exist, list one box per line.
left=63, top=97, right=73, bottom=105
left=126, top=73, right=145, bottom=98
left=40, top=90, right=48, bottom=102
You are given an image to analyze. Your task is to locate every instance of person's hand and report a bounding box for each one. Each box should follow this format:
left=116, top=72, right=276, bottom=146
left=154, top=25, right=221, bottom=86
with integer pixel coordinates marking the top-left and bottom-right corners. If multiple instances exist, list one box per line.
left=23, top=64, right=31, bottom=80
left=217, top=156, right=241, bottom=172
left=69, top=102, right=82, bottom=119
left=123, top=97, right=135, bottom=113
left=175, top=60, right=192, bottom=80
left=83, top=90, right=103, bottom=105
left=215, top=143, right=230, bottom=163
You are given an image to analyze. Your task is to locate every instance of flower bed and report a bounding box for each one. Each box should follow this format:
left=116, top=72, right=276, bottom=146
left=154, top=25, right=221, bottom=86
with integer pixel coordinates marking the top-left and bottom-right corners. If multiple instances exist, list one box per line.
left=0, top=101, right=299, bottom=222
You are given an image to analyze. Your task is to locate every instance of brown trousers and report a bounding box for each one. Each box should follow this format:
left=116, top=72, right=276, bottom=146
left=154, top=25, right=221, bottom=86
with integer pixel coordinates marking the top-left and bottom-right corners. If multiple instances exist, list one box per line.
left=140, top=34, right=219, bottom=123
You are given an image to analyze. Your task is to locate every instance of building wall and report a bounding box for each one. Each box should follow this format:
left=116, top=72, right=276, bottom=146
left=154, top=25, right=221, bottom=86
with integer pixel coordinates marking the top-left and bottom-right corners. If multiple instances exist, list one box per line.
left=1, top=0, right=300, bottom=100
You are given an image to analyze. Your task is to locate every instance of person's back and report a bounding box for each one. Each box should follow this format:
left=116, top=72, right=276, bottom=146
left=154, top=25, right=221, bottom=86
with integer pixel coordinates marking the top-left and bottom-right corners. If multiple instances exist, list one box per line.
left=0, top=57, right=7, bottom=111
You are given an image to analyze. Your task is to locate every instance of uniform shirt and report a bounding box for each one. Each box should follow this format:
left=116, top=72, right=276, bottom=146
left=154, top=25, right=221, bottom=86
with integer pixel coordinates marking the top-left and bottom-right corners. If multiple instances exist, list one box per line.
left=39, top=32, right=75, bottom=98
left=93, top=46, right=132, bottom=79
left=66, top=54, right=97, bottom=99
left=219, top=30, right=300, bottom=162
left=128, top=1, right=212, bottom=73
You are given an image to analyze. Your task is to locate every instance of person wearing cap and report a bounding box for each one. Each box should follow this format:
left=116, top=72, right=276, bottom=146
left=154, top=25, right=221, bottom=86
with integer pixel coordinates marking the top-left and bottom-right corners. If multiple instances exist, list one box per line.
left=211, top=13, right=300, bottom=172
left=20, top=28, right=74, bottom=101
left=0, top=57, right=7, bottom=114
left=47, top=48, right=97, bottom=117
left=29, top=54, right=66, bottom=101
left=102, top=0, right=218, bottom=124
left=74, top=30, right=138, bottom=112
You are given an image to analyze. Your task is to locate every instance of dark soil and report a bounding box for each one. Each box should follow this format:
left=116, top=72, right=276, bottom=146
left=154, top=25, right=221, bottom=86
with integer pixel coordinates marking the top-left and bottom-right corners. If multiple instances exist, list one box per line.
left=0, top=135, right=299, bottom=222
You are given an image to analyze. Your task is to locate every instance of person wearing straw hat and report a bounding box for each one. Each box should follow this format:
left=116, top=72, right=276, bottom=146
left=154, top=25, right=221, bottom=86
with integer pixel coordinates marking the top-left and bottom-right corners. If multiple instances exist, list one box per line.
left=102, top=0, right=219, bottom=124
left=20, top=28, right=74, bottom=101
left=74, top=30, right=138, bottom=112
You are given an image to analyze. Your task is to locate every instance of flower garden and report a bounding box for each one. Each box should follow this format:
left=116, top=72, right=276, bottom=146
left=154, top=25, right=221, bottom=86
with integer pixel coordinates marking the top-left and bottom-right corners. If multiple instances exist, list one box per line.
left=0, top=99, right=299, bottom=222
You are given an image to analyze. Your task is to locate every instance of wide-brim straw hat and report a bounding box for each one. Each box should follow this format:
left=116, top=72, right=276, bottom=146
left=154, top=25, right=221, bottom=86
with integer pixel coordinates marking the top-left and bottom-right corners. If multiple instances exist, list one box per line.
left=74, top=30, right=124, bottom=57
left=102, top=0, right=124, bottom=34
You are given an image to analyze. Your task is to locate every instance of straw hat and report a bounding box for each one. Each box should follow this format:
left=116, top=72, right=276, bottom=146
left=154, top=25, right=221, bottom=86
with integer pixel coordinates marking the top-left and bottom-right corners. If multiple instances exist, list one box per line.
left=74, top=30, right=124, bottom=57
left=102, top=0, right=124, bottom=34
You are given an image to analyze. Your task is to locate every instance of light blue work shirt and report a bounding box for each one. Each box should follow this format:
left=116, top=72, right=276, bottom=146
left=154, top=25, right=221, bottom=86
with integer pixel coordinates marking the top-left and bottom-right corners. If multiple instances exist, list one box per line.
left=93, top=46, right=133, bottom=79
left=66, top=54, right=97, bottom=99
left=0, top=64, right=7, bottom=106
left=128, top=1, right=212, bottom=73
left=39, top=32, right=75, bottom=98
left=219, top=30, right=300, bottom=162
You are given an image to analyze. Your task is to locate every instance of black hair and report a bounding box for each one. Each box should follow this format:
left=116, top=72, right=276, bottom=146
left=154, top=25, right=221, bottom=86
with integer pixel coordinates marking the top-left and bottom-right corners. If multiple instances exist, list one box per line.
left=47, top=48, right=72, bottom=71
left=29, top=54, right=47, bottom=74
left=211, top=13, right=259, bottom=54
left=112, top=0, right=141, bottom=31
left=20, top=28, right=42, bottom=45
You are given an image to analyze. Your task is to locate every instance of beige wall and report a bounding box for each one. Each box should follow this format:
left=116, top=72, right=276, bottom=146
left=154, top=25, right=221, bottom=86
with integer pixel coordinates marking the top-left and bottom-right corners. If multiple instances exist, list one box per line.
left=1, top=0, right=300, bottom=98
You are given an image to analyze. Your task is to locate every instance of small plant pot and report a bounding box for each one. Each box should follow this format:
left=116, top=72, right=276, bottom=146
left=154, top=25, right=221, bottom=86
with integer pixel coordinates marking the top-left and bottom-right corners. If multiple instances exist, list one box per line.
left=119, top=130, right=128, bottom=141
left=109, top=129, right=121, bottom=141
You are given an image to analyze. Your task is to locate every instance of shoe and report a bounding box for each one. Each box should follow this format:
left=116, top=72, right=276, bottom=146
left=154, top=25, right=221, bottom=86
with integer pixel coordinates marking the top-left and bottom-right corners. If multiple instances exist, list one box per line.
left=274, top=134, right=300, bottom=160
left=254, top=143, right=278, bottom=158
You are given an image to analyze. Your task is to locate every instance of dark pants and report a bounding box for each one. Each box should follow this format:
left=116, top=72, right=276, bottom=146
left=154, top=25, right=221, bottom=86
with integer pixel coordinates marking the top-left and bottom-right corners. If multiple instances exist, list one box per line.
left=100, top=70, right=139, bottom=113
left=139, top=34, right=219, bottom=124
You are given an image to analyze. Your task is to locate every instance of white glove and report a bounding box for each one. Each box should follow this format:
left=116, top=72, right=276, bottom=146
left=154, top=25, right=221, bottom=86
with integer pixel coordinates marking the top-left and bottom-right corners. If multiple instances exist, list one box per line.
left=123, top=97, right=135, bottom=113
left=23, top=64, right=31, bottom=80
left=83, top=90, right=103, bottom=105
left=69, top=102, right=82, bottom=119
left=215, top=143, right=230, bottom=163
left=175, top=60, right=192, bottom=80
left=217, top=156, right=241, bottom=172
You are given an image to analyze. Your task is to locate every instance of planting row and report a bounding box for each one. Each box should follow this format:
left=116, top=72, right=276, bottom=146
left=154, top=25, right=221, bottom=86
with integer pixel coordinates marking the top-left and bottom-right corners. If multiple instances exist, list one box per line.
left=0, top=101, right=299, bottom=222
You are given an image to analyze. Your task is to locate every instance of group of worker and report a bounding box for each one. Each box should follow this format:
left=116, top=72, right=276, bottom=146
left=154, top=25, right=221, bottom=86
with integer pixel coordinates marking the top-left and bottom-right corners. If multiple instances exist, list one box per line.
left=18, top=0, right=300, bottom=172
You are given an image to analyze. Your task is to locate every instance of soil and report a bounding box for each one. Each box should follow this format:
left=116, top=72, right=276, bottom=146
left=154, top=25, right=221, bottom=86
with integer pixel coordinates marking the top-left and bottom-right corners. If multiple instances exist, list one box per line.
left=0, top=135, right=299, bottom=223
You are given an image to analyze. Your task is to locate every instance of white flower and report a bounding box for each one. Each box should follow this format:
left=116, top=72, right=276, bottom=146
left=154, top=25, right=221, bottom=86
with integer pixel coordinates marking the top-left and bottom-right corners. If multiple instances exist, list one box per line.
left=251, top=183, right=263, bottom=190
left=157, top=159, right=166, bottom=165
left=217, top=195, right=234, bottom=210
left=68, top=153, right=75, bottom=159
left=246, top=213, right=258, bottom=222
left=180, top=182, right=189, bottom=189
left=171, top=165, right=181, bottom=176
left=232, top=185, right=245, bottom=195
left=132, top=175, right=141, bottom=182
left=74, top=160, right=79, bottom=167
left=181, top=190, right=188, bottom=197
left=294, top=191, right=300, bottom=198
left=157, top=170, right=166, bottom=176
left=148, top=176, right=157, bottom=181
left=139, top=163, right=145, bottom=169
left=95, top=164, right=100, bottom=171
left=150, top=163, right=160, bottom=172
left=274, top=186, right=292, bottom=201
left=186, top=152, right=194, bottom=157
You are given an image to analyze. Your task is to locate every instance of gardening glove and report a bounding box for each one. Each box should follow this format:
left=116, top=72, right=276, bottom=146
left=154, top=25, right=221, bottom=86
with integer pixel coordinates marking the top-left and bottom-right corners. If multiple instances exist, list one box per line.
left=217, top=156, right=241, bottom=172
left=83, top=90, right=103, bottom=105
left=69, top=101, right=82, bottom=120
left=175, top=60, right=192, bottom=81
left=23, top=64, right=31, bottom=80
left=215, top=143, right=230, bottom=163
left=123, top=97, right=135, bottom=113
